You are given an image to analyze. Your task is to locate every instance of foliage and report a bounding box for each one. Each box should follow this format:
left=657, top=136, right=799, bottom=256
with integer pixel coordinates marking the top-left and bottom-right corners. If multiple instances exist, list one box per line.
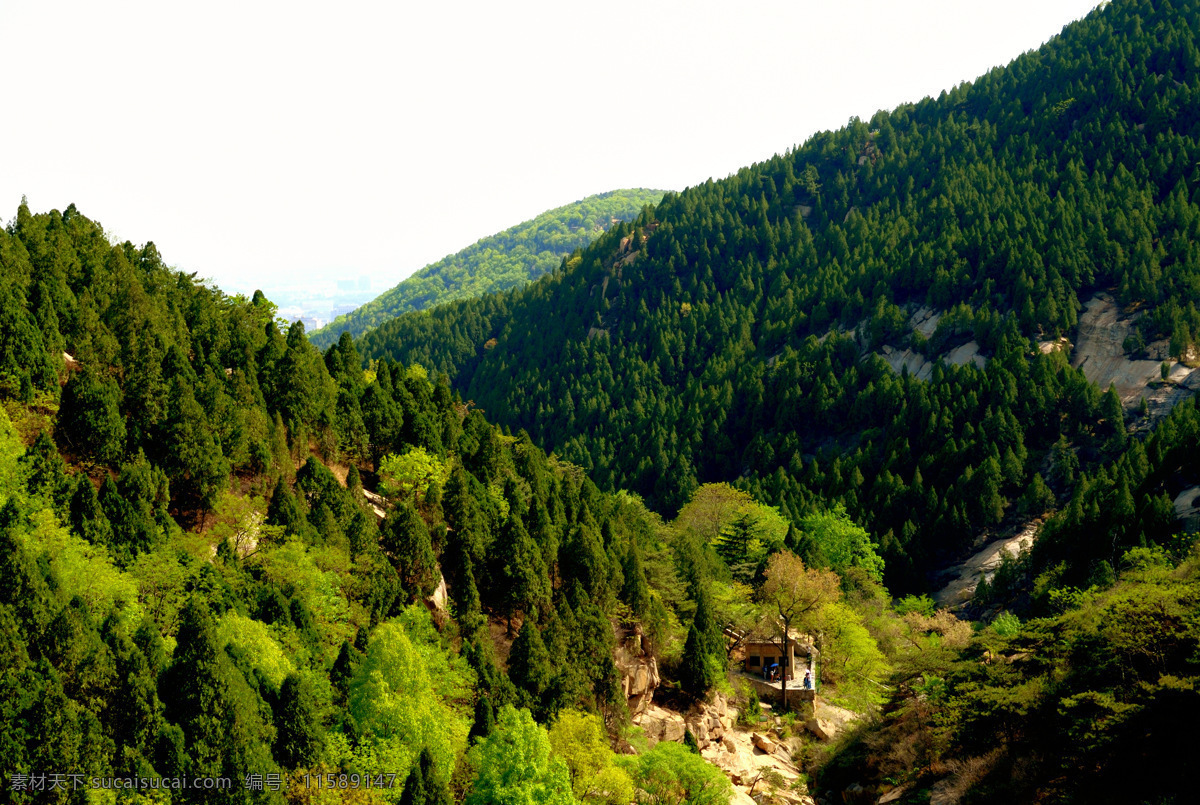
left=359, top=0, right=1200, bottom=596
left=619, top=740, right=731, bottom=805
left=465, top=705, right=577, bottom=805
left=796, top=506, right=884, bottom=583
left=818, top=544, right=1200, bottom=803
left=379, top=448, right=450, bottom=502
left=349, top=621, right=471, bottom=792
left=548, top=710, right=634, bottom=805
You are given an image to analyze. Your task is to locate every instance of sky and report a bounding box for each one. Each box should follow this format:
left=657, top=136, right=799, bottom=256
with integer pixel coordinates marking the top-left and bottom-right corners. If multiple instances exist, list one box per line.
left=1, top=0, right=1102, bottom=298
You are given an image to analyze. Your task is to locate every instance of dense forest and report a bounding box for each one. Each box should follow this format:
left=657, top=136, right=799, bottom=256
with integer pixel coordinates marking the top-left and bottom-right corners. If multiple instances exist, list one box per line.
left=4, top=1, right=1200, bottom=803
left=359, top=0, right=1200, bottom=595
left=308, top=189, right=664, bottom=350
left=0, top=201, right=764, bottom=803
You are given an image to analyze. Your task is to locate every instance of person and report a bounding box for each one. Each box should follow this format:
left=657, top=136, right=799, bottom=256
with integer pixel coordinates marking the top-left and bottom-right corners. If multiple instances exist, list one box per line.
left=803, top=670, right=812, bottom=690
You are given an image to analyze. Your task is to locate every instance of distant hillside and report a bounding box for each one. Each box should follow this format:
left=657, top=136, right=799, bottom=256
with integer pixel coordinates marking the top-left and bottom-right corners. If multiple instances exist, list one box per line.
left=359, top=0, right=1200, bottom=593
left=308, top=188, right=663, bottom=349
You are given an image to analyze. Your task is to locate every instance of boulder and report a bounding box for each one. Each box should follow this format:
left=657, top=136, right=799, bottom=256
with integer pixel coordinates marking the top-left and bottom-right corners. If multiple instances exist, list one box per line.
left=730, top=788, right=757, bottom=805
left=876, top=784, right=910, bottom=804
left=426, top=574, right=448, bottom=615
left=635, top=705, right=686, bottom=746
left=752, top=732, right=777, bottom=754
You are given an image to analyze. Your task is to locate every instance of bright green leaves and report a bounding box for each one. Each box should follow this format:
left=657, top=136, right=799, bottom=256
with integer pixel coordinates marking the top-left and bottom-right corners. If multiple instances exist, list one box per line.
left=349, top=620, right=471, bottom=792
left=621, top=740, right=731, bottom=805
left=796, top=504, right=884, bottom=583
left=548, top=710, right=634, bottom=805
left=379, top=448, right=450, bottom=502
left=465, top=705, right=577, bottom=805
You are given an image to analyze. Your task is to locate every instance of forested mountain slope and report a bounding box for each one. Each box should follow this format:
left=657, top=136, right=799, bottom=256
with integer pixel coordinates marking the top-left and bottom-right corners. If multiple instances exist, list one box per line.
left=308, top=189, right=663, bottom=350
left=0, top=201, right=737, bottom=803
left=360, top=0, right=1200, bottom=591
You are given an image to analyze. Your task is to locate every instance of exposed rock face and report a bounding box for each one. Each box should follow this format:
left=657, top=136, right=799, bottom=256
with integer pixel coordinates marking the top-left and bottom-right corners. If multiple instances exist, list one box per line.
left=879, top=344, right=935, bottom=381
left=806, top=700, right=860, bottom=742
left=615, top=638, right=660, bottom=715
left=361, top=488, right=387, bottom=520
left=636, top=704, right=686, bottom=746
left=631, top=692, right=825, bottom=803
left=701, top=721, right=815, bottom=805
left=1071, top=292, right=1200, bottom=410
left=426, top=574, right=448, bottom=616
left=944, top=340, right=986, bottom=370
left=1174, top=486, right=1200, bottom=531
left=934, top=520, right=1038, bottom=608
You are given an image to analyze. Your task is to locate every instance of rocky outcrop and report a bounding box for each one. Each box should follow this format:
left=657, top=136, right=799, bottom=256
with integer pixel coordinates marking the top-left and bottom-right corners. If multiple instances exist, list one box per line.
left=874, top=307, right=987, bottom=380
left=632, top=692, right=821, bottom=804
left=1071, top=292, right=1200, bottom=410
left=361, top=488, right=387, bottom=520
left=615, top=634, right=660, bottom=716
left=700, top=720, right=814, bottom=805
left=632, top=694, right=737, bottom=748
left=426, top=574, right=448, bottom=616
left=934, top=520, right=1038, bottom=608
left=1174, top=486, right=1200, bottom=531
left=806, top=700, right=860, bottom=742
left=635, top=704, right=686, bottom=746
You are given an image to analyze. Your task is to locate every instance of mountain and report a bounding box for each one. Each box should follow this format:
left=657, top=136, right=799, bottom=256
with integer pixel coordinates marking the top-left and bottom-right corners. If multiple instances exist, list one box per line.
left=308, top=188, right=664, bottom=349
left=359, top=0, right=1200, bottom=592
left=4, top=1, right=1200, bottom=802
left=0, top=200, right=716, bottom=803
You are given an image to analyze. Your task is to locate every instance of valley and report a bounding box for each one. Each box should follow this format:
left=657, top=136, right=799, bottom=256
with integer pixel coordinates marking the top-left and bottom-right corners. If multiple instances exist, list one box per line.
left=1, top=1, right=1199, bottom=804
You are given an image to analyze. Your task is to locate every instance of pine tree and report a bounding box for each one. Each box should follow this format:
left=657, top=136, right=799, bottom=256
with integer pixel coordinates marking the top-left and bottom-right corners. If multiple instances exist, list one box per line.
left=21, top=432, right=71, bottom=513
left=507, top=615, right=553, bottom=716
left=58, top=365, right=126, bottom=466
left=274, top=672, right=324, bottom=769
left=620, top=542, right=651, bottom=618
left=382, top=501, right=438, bottom=598
left=69, top=474, right=113, bottom=547
left=680, top=587, right=723, bottom=697
left=267, top=476, right=311, bottom=541
left=164, top=377, right=230, bottom=510
left=330, top=640, right=358, bottom=707
left=490, top=508, right=550, bottom=624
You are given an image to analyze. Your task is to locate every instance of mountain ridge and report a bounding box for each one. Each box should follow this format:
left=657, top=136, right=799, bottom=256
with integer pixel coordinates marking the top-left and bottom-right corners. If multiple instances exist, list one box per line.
left=308, top=188, right=664, bottom=349
left=357, top=0, right=1200, bottom=594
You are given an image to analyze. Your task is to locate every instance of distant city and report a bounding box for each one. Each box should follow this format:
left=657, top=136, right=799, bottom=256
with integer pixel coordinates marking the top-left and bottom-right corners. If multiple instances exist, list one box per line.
left=228, top=274, right=385, bottom=332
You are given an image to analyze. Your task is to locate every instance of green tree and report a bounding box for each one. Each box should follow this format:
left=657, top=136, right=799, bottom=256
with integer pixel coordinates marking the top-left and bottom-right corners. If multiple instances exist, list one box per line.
left=508, top=616, right=553, bottom=715
left=160, top=598, right=279, bottom=803
left=382, top=501, right=439, bottom=598
left=465, top=705, right=577, bottom=805
left=274, top=672, right=325, bottom=769
left=164, top=377, right=230, bottom=510
left=798, top=506, right=884, bottom=583
left=58, top=365, right=126, bottom=466
left=349, top=621, right=470, bottom=791
left=624, top=740, right=731, bottom=805
left=680, top=586, right=724, bottom=698
left=548, top=709, right=634, bottom=805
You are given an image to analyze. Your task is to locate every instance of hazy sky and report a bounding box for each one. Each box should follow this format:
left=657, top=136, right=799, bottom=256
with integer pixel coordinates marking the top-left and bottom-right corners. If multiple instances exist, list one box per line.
left=1, top=0, right=1101, bottom=297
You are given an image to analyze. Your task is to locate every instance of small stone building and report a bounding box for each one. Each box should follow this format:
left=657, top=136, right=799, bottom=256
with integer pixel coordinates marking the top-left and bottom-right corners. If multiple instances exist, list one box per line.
left=736, top=627, right=817, bottom=691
